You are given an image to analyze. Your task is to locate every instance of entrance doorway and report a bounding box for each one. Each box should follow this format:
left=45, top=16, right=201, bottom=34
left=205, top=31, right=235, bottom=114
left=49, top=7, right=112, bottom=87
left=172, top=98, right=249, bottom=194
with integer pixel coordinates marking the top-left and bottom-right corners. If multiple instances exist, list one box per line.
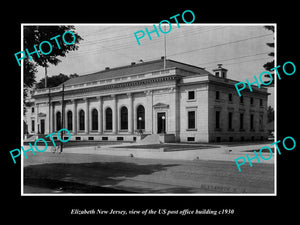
left=157, top=112, right=166, bottom=134
left=40, top=119, right=45, bottom=134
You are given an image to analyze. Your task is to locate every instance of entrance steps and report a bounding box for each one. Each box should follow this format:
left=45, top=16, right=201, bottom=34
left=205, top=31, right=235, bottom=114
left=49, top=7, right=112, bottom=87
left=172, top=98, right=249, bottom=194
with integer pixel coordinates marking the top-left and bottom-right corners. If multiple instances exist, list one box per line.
left=138, top=134, right=176, bottom=144
left=24, top=134, right=50, bottom=141
left=138, top=134, right=161, bottom=144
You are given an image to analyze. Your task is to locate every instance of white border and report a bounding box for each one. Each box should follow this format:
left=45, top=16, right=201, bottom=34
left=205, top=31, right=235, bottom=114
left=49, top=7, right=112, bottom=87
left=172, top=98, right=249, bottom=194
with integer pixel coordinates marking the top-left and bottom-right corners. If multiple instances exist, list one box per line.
left=21, top=23, right=277, bottom=197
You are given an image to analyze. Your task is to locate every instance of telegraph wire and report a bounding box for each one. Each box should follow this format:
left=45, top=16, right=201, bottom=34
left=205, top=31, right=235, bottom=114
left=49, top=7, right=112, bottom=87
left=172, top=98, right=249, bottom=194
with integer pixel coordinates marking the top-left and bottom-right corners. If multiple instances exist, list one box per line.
left=66, top=31, right=272, bottom=60
left=202, top=57, right=271, bottom=70
left=79, top=26, right=225, bottom=49
left=168, top=33, right=273, bottom=57
left=46, top=26, right=274, bottom=77
left=198, top=51, right=271, bottom=67
left=78, top=26, right=223, bottom=47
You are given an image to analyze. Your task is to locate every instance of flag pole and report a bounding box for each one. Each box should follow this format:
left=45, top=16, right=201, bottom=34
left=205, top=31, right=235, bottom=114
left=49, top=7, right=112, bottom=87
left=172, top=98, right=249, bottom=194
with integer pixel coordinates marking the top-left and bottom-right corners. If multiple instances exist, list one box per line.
left=164, top=25, right=167, bottom=70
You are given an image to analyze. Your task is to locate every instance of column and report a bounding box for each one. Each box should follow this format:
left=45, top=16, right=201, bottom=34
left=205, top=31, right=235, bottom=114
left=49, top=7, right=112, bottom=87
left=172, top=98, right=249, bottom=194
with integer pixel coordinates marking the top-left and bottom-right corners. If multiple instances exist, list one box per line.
left=61, top=100, right=65, bottom=130
left=48, top=102, right=51, bottom=134
left=112, top=94, right=117, bottom=134
left=127, top=93, right=133, bottom=134
left=145, top=90, right=153, bottom=134
left=54, top=105, right=57, bottom=132
left=35, top=103, right=39, bottom=134
left=98, top=96, right=103, bottom=133
left=49, top=102, right=54, bottom=133
left=65, top=102, right=68, bottom=131
left=72, top=99, right=77, bottom=135
left=169, top=87, right=179, bottom=136
left=85, top=98, right=89, bottom=134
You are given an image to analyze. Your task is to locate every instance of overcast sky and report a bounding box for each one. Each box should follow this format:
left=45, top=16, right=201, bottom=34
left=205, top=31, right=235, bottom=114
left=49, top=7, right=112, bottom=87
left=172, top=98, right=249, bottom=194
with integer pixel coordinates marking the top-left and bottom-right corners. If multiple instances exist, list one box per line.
left=33, top=24, right=275, bottom=107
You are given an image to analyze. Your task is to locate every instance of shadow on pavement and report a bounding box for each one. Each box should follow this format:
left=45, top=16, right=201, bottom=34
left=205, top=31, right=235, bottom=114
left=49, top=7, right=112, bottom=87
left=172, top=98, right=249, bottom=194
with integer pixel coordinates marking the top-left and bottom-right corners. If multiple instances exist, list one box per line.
left=24, top=161, right=180, bottom=194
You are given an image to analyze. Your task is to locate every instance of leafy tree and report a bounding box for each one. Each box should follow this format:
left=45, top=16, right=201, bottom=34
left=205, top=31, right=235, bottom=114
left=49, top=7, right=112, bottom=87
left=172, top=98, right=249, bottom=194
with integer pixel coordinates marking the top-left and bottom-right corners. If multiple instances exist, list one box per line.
left=263, top=26, right=274, bottom=71
left=23, top=25, right=83, bottom=85
left=267, top=106, right=274, bottom=123
left=23, top=26, right=83, bottom=114
left=35, top=73, right=79, bottom=89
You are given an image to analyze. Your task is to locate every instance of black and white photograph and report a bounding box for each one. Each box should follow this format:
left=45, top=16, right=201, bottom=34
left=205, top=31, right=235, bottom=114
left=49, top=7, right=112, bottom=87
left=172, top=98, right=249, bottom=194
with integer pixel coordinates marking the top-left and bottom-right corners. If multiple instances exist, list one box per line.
left=21, top=24, right=275, bottom=195
left=3, top=3, right=298, bottom=222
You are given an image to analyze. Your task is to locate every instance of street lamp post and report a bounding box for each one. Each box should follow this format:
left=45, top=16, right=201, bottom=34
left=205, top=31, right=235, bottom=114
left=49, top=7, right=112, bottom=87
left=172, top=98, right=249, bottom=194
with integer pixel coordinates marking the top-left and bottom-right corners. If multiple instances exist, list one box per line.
left=138, top=116, right=142, bottom=135
left=162, top=115, right=166, bottom=134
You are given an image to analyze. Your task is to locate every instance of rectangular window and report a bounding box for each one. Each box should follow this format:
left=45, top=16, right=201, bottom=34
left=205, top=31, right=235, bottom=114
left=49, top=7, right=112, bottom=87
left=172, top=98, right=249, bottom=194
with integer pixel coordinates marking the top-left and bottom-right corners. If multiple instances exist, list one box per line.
left=31, top=120, right=35, bottom=132
left=216, top=91, right=220, bottom=100
left=31, top=107, right=35, bottom=113
left=259, top=114, right=264, bottom=130
left=240, top=96, right=244, bottom=104
left=215, top=111, right=220, bottom=129
left=260, top=99, right=263, bottom=107
left=188, top=111, right=196, bottom=129
left=240, top=113, right=244, bottom=130
left=228, top=112, right=233, bottom=130
left=250, top=114, right=254, bottom=130
left=228, top=93, right=232, bottom=102
left=188, top=91, right=195, bottom=100
left=250, top=97, right=254, bottom=105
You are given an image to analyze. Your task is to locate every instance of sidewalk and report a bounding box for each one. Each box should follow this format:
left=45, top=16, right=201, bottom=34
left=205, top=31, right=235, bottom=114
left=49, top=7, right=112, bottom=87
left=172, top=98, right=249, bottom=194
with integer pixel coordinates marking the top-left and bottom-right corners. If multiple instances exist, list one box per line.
left=52, top=143, right=275, bottom=164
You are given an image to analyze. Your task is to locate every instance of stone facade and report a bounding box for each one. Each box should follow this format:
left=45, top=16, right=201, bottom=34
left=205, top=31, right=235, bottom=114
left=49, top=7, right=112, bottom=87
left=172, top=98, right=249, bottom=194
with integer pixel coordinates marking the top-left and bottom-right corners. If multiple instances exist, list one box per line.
left=24, top=58, right=269, bottom=143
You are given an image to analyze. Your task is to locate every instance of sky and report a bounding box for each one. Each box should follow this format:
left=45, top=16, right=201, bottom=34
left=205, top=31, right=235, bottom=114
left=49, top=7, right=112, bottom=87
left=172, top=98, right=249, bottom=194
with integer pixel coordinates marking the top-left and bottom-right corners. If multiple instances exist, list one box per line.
left=33, top=24, right=275, bottom=107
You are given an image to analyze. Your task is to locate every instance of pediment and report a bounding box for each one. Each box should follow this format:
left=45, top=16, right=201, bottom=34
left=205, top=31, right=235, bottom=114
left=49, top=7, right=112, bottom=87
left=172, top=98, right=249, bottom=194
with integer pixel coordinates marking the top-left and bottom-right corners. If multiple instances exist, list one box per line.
left=153, top=103, right=169, bottom=108
left=37, top=112, right=47, bottom=117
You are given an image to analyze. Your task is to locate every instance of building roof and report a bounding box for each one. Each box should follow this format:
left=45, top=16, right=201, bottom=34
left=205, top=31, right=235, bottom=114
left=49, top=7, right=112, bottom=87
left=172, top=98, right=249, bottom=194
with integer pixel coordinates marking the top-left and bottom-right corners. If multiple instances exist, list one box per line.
left=62, top=58, right=210, bottom=86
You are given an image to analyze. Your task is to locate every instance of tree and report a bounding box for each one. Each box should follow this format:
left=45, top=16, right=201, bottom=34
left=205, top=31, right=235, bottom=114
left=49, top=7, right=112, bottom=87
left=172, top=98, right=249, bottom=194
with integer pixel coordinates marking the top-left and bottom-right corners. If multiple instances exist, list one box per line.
left=23, top=26, right=82, bottom=87
left=23, top=58, right=38, bottom=111
left=263, top=26, right=275, bottom=71
left=267, top=106, right=274, bottom=123
left=35, top=73, right=79, bottom=89
left=23, top=26, right=83, bottom=114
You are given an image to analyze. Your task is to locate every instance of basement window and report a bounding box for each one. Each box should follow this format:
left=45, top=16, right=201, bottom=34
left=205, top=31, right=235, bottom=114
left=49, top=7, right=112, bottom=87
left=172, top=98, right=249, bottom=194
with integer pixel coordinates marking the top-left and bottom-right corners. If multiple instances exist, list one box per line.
left=187, top=137, right=195, bottom=142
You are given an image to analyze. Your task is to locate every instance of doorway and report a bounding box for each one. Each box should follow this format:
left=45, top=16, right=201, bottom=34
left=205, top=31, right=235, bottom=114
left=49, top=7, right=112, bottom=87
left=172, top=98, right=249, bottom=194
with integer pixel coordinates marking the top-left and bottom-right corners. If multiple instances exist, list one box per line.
left=40, top=119, right=45, bottom=134
left=157, top=112, right=166, bottom=134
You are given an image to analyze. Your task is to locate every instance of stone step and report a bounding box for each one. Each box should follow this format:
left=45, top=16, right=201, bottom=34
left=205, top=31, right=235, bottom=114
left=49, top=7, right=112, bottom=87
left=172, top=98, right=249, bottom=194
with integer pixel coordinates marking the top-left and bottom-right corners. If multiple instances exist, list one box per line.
left=138, top=134, right=161, bottom=144
left=138, top=134, right=176, bottom=144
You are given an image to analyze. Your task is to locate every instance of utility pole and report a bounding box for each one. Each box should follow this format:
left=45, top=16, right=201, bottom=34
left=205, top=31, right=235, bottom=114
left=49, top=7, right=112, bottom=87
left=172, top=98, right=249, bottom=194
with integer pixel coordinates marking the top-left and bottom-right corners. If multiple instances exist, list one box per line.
left=61, top=84, right=65, bottom=153
left=45, top=66, right=48, bottom=88
left=48, top=88, right=51, bottom=134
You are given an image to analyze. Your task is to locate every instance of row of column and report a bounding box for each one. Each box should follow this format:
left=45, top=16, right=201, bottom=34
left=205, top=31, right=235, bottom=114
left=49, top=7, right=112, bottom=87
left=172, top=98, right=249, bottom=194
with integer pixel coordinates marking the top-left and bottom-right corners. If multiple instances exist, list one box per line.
left=49, top=94, right=135, bottom=135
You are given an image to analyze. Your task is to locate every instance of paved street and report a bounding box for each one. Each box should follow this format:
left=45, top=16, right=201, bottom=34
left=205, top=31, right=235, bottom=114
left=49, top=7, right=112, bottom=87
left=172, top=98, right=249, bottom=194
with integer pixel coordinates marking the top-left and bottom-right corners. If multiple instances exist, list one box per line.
left=23, top=148, right=274, bottom=194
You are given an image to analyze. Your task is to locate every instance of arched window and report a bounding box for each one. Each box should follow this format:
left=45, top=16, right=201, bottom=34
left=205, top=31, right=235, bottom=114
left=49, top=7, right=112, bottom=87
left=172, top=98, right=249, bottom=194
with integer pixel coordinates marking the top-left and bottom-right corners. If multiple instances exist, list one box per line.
left=120, top=106, right=128, bottom=130
left=105, top=107, right=112, bottom=130
left=92, top=109, right=98, bottom=131
left=56, top=111, right=61, bottom=131
left=67, top=111, right=72, bottom=131
left=137, top=105, right=145, bottom=130
left=79, top=109, right=85, bottom=131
